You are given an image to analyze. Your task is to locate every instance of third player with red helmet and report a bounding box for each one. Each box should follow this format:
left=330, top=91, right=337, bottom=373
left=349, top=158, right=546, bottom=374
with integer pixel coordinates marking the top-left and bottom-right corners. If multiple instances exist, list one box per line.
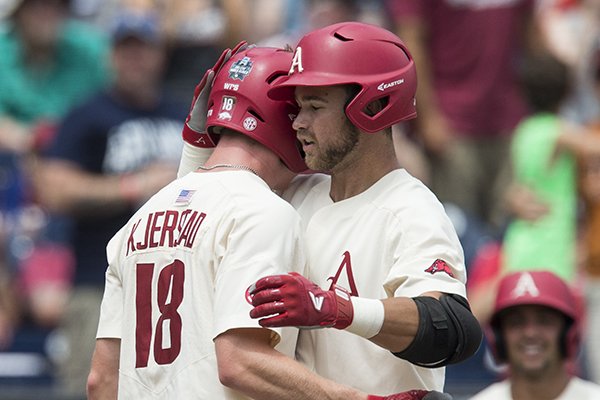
left=471, top=270, right=600, bottom=399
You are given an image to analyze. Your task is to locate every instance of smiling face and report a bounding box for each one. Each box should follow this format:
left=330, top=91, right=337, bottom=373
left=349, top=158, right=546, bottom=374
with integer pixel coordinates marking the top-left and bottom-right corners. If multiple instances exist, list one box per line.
left=500, top=305, right=566, bottom=379
left=292, top=85, right=360, bottom=172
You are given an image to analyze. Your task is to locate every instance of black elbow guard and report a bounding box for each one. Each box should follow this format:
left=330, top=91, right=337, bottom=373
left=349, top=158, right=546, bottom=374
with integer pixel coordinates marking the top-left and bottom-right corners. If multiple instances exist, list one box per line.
left=393, top=294, right=482, bottom=368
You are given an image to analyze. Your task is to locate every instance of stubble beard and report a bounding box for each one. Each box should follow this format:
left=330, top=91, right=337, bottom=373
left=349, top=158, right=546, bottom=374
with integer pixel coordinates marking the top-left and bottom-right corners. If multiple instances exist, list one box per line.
left=305, top=120, right=360, bottom=172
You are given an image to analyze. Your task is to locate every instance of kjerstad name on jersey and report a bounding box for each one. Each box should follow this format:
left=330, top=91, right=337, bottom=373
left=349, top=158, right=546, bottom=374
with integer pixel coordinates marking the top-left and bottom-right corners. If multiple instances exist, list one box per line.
left=126, top=210, right=206, bottom=256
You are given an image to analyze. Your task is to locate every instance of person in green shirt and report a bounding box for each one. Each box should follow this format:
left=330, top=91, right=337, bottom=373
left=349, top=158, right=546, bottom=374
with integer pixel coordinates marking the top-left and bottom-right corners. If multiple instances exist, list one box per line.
left=0, top=0, right=109, bottom=154
left=503, top=51, right=600, bottom=283
left=502, top=52, right=577, bottom=282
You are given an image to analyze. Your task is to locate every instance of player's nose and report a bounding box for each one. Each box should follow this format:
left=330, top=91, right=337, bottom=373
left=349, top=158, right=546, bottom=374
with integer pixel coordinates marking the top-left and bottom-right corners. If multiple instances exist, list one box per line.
left=292, top=109, right=309, bottom=131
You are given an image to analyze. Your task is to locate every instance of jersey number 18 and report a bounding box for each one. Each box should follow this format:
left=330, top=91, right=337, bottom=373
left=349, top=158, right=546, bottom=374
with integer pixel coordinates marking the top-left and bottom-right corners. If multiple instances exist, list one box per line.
left=135, top=260, right=185, bottom=368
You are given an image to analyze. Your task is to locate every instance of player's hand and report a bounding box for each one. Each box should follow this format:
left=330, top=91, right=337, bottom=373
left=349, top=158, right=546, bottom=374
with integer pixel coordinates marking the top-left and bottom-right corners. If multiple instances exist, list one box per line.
left=368, top=390, right=452, bottom=400
left=183, top=41, right=248, bottom=148
left=248, top=273, right=353, bottom=329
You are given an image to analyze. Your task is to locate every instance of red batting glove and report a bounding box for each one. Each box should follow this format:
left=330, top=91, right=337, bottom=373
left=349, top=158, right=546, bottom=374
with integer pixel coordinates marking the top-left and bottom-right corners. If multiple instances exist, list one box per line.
left=368, top=390, right=452, bottom=400
left=248, top=273, right=354, bottom=329
left=183, top=41, right=248, bottom=148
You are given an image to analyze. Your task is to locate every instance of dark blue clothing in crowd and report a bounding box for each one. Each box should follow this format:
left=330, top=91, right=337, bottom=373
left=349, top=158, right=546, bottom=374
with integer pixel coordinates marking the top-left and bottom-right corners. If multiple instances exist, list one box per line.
left=44, top=90, right=185, bottom=286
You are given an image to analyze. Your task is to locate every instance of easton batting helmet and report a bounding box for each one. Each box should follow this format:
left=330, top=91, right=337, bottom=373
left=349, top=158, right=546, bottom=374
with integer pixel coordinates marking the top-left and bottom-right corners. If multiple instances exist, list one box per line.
left=268, top=21, right=417, bottom=133
left=488, top=270, right=580, bottom=362
left=206, top=47, right=307, bottom=173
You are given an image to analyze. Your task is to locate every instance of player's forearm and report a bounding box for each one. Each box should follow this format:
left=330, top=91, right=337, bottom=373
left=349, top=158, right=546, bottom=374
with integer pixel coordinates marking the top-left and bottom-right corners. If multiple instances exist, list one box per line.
left=177, top=141, right=213, bottom=178
left=369, top=296, right=421, bottom=353
left=215, top=330, right=366, bottom=400
left=232, top=350, right=365, bottom=400
left=87, top=378, right=117, bottom=400
left=249, top=275, right=481, bottom=366
left=87, top=338, right=119, bottom=400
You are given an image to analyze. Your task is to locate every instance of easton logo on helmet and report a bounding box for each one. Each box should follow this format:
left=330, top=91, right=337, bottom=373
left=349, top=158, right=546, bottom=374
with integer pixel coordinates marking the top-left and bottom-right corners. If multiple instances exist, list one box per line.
left=289, top=47, right=304, bottom=75
left=229, top=57, right=253, bottom=80
left=377, top=78, right=404, bottom=92
left=424, top=259, right=454, bottom=277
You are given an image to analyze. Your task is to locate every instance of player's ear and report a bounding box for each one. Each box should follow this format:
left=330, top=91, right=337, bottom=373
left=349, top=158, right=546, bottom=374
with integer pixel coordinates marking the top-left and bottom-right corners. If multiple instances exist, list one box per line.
left=363, top=97, right=388, bottom=117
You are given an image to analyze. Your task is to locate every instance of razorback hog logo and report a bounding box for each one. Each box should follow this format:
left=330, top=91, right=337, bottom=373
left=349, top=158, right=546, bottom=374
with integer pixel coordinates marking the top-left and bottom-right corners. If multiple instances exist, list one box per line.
left=424, top=259, right=454, bottom=277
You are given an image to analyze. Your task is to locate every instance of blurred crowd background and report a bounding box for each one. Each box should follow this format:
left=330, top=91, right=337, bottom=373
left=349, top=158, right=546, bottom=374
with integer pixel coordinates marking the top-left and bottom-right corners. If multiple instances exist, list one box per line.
left=0, top=0, right=600, bottom=399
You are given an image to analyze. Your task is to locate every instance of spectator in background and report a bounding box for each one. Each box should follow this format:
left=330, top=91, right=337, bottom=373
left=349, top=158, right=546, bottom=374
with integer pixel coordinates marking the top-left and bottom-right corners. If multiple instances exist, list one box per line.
left=160, top=0, right=227, bottom=103
left=469, top=51, right=600, bottom=326
left=536, top=0, right=600, bottom=125
left=386, top=0, right=543, bottom=231
left=222, top=0, right=294, bottom=46
left=0, top=255, right=17, bottom=349
left=0, top=0, right=108, bottom=349
left=0, top=0, right=107, bottom=153
left=470, top=270, right=600, bottom=399
left=579, top=40, right=600, bottom=384
left=502, top=52, right=577, bottom=284
left=256, top=0, right=387, bottom=49
left=32, top=11, right=185, bottom=397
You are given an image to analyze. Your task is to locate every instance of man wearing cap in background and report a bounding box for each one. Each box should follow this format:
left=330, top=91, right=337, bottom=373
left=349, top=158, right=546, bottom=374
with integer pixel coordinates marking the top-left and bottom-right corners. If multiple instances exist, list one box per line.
left=470, top=270, right=600, bottom=399
left=33, top=10, right=186, bottom=398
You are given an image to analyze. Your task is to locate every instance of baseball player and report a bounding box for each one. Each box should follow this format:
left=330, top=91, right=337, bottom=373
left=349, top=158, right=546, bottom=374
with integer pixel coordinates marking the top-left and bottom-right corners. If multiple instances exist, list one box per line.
left=178, top=22, right=481, bottom=396
left=471, top=270, right=600, bottom=399
left=88, top=44, right=448, bottom=400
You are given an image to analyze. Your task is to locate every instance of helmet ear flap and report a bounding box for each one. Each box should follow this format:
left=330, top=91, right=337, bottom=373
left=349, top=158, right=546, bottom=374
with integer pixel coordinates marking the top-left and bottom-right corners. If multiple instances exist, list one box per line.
left=344, top=92, right=384, bottom=133
left=563, top=319, right=581, bottom=360
left=485, top=325, right=506, bottom=364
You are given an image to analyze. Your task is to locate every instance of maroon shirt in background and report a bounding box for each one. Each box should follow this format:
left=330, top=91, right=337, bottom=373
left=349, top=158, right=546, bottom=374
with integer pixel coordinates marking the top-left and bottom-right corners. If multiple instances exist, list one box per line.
left=387, top=0, right=533, bottom=137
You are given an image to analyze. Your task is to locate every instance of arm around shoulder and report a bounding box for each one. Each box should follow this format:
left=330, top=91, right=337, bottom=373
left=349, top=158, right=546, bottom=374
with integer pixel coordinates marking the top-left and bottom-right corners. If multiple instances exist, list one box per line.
left=215, top=328, right=367, bottom=400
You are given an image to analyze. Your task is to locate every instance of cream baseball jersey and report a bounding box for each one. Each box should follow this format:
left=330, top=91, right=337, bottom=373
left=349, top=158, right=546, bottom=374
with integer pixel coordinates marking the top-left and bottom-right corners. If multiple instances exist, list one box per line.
left=284, top=169, right=467, bottom=393
left=97, top=170, right=305, bottom=399
left=470, top=377, right=600, bottom=399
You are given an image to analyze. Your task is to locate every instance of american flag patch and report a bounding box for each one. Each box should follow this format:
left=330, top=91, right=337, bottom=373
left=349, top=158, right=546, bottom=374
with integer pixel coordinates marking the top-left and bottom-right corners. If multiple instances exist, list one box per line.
left=175, top=189, right=196, bottom=206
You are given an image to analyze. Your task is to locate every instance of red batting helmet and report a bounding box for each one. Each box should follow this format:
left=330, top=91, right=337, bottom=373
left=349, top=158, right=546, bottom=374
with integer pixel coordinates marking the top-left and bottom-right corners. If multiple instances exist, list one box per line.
left=488, top=270, right=580, bottom=362
left=268, top=21, right=417, bottom=133
left=206, top=47, right=307, bottom=173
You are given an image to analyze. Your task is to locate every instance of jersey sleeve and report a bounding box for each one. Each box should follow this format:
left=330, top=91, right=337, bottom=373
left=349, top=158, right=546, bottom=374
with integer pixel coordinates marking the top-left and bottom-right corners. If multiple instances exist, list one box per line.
left=383, top=188, right=468, bottom=299
left=96, top=228, right=125, bottom=339
left=211, top=201, right=306, bottom=345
